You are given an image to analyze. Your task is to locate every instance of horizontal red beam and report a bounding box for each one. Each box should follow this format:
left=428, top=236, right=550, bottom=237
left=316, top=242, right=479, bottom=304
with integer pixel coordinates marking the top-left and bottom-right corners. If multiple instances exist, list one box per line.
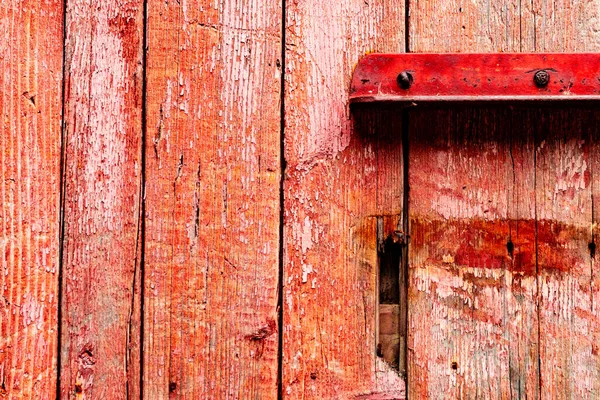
left=350, top=53, right=600, bottom=103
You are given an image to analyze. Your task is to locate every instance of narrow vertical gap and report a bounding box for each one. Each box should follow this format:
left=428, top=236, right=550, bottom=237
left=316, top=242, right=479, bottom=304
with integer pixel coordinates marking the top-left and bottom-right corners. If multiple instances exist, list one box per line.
left=276, top=0, right=286, bottom=398
left=139, top=0, right=149, bottom=397
left=404, top=0, right=410, bottom=53
left=589, top=116, right=595, bottom=313
left=534, top=124, right=542, bottom=397
left=378, top=223, right=401, bottom=370
left=402, top=0, right=410, bottom=396
left=400, top=109, right=410, bottom=395
left=56, top=0, right=69, bottom=397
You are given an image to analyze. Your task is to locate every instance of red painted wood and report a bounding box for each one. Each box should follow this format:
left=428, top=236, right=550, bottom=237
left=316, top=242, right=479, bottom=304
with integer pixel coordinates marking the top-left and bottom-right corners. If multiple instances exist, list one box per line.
left=405, top=2, right=542, bottom=398
left=535, top=110, right=600, bottom=397
left=350, top=53, right=600, bottom=103
left=283, top=1, right=407, bottom=398
left=408, top=109, right=539, bottom=398
left=0, top=1, right=63, bottom=398
left=407, top=0, right=600, bottom=398
left=143, top=0, right=282, bottom=397
left=60, top=1, right=144, bottom=397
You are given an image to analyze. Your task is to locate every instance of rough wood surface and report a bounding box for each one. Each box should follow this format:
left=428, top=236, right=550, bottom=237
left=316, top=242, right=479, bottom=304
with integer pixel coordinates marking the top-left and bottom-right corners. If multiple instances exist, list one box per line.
left=408, top=0, right=600, bottom=398
left=0, top=2, right=63, bottom=398
left=282, top=1, right=406, bottom=397
left=408, top=3, right=528, bottom=397
left=60, top=0, right=144, bottom=398
left=408, top=109, right=539, bottom=398
left=529, top=3, right=600, bottom=398
left=143, top=0, right=282, bottom=397
left=534, top=110, right=598, bottom=398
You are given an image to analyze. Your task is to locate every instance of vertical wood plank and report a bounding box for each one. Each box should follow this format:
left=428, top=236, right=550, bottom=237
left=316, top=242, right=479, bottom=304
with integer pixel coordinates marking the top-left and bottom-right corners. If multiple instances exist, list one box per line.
left=0, top=1, right=63, bottom=398
left=143, top=0, right=282, bottom=397
left=526, top=3, right=600, bottom=397
left=409, top=0, right=600, bottom=398
left=408, top=1, right=541, bottom=398
left=408, top=109, right=539, bottom=399
left=283, top=1, right=406, bottom=397
left=60, top=0, right=144, bottom=397
left=591, top=113, right=600, bottom=398
left=534, top=110, right=597, bottom=398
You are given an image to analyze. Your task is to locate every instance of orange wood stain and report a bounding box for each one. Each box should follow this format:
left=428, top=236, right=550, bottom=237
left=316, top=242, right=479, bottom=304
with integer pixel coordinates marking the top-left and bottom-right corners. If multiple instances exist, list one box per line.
left=3, top=0, right=600, bottom=399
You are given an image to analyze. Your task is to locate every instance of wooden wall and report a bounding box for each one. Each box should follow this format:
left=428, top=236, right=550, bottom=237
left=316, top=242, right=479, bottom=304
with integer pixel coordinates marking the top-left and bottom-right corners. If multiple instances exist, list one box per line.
left=2, top=0, right=600, bottom=399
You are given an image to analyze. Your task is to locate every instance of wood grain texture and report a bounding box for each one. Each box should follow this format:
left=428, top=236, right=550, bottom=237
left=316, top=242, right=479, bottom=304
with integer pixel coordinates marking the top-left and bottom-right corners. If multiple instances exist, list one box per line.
left=528, top=3, right=600, bottom=397
left=282, top=1, right=406, bottom=397
left=60, top=0, right=144, bottom=397
left=534, top=110, right=599, bottom=399
left=407, top=3, right=535, bottom=398
left=143, top=0, right=282, bottom=398
left=408, top=0, right=600, bottom=398
left=408, top=109, right=539, bottom=399
left=0, top=1, right=63, bottom=398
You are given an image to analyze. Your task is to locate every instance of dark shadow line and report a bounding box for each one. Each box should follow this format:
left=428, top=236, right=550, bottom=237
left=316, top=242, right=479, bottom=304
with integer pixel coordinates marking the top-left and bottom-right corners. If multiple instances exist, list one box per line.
left=138, top=0, right=149, bottom=398
left=56, top=0, right=69, bottom=397
left=402, top=1, right=410, bottom=397
left=277, top=0, right=287, bottom=399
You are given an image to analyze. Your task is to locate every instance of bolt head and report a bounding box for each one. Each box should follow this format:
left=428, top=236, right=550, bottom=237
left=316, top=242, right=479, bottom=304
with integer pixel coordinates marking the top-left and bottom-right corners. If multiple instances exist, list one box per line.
left=397, top=71, right=413, bottom=89
left=534, top=70, right=550, bottom=88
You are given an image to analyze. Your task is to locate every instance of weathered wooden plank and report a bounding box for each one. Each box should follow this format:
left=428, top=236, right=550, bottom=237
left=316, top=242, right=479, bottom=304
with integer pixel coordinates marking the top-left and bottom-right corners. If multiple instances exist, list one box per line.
left=408, top=109, right=539, bottom=399
left=408, top=0, right=522, bottom=53
left=0, top=1, right=63, bottom=398
left=407, top=2, right=543, bottom=398
left=143, top=1, right=282, bottom=397
left=60, top=0, right=144, bottom=397
left=283, top=1, right=406, bottom=397
left=526, top=3, right=600, bottom=397
left=591, top=112, right=600, bottom=398
left=534, top=110, right=599, bottom=398
left=409, top=1, right=600, bottom=398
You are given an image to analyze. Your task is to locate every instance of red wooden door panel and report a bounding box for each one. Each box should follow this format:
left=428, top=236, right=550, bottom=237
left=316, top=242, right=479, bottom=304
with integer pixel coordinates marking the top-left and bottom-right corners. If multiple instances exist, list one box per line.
left=408, top=108, right=539, bottom=398
left=60, top=0, right=144, bottom=397
left=143, top=0, right=282, bottom=397
left=406, top=0, right=600, bottom=398
left=0, top=2, right=63, bottom=398
left=282, top=1, right=406, bottom=398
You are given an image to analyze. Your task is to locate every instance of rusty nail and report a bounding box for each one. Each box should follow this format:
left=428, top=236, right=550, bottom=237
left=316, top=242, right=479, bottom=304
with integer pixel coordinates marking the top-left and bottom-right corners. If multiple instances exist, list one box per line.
left=397, top=71, right=413, bottom=89
left=534, top=70, right=550, bottom=88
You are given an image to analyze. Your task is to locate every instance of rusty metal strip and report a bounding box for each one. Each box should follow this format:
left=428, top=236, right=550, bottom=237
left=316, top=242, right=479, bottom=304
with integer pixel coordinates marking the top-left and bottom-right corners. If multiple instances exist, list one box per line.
left=350, top=53, right=600, bottom=103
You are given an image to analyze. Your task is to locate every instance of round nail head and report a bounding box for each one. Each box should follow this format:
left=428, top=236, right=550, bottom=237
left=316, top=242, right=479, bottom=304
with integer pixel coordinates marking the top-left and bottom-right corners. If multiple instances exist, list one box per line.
left=397, top=71, right=413, bottom=89
left=534, top=70, right=550, bottom=88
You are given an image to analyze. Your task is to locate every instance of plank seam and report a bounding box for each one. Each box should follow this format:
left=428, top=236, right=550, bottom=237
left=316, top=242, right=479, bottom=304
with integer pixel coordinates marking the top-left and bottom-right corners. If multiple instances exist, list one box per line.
left=138, top=0, right=149, bottom=397
left=402, top=1, right=410, bottom=396
left=404, top=0, right=410, bottom=53
left=277, top=0, right=287, bottom=397
left=534, top=126, right=542, bottom=397
left=56, top=0, right=69, bottom=396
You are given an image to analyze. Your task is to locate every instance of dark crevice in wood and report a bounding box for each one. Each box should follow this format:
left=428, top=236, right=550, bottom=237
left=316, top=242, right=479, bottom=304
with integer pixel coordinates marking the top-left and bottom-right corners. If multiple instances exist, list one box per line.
left=380, top=237, right=401, bottom=304
left=56, top=0, right=69, bottom=396
left=277, top=0, right=287, bottom=397
left=405, top=0, right=410, bottom=53
left=138, top=0, right=149, bottom=397
left=589, top=117, right=595, bottom=313
left=378, top=234, right=402, bottom=371
left=400, top=109, right=410, bottom=390
left=534, top=122, right=542, bottom=398
left=402, top=2, right=410, bottom=392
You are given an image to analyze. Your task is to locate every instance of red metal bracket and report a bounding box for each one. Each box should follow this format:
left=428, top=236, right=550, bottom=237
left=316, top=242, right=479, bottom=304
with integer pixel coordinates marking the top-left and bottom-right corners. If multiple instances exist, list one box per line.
left=350, top=53, right=600, bottom=103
